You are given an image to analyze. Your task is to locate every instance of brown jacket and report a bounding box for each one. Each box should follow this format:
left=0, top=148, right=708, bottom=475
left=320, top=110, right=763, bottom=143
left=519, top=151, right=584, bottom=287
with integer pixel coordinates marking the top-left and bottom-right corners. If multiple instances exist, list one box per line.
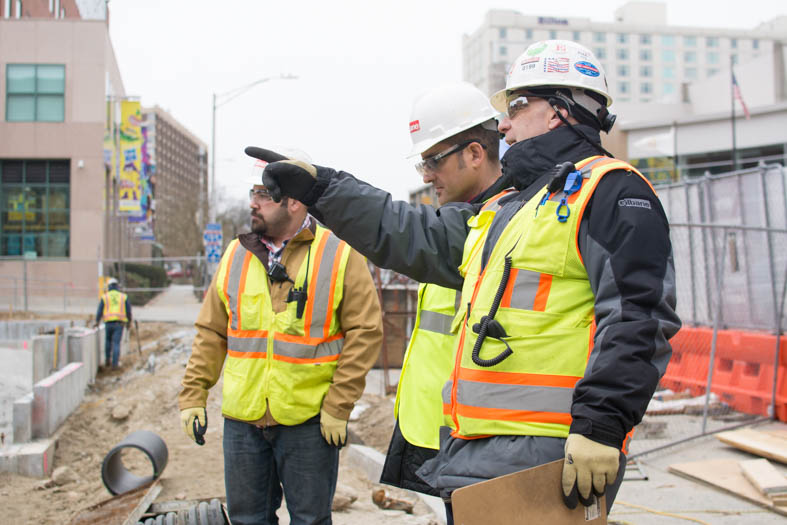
left=178, top=217, right=383, bottom=424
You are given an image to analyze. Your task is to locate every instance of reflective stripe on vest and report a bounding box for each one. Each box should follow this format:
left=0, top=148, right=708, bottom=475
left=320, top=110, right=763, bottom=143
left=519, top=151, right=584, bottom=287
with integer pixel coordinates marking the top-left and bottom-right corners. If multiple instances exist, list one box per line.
left=102, top=290, right=128, bottom=322
left=393, top=189, right=513, bottom=450
left=446, top=158, right=653, bottom=441
left=215, top=225, right=350, bottom=423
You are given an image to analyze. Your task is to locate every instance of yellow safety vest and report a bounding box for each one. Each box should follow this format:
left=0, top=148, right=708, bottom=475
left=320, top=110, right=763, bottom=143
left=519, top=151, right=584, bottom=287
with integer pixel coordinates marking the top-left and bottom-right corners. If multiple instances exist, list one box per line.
left=102, top=290, right=128, bottom=322
left=443, top=157, right=655, bottom=440
left=394, top=191, right=513, bottom=449
left=216, top=225, right=351, bottom=424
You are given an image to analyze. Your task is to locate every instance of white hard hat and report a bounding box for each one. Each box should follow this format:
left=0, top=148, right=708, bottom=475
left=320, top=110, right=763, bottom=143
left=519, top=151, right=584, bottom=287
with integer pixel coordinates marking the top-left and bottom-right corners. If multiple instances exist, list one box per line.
left=106, top=278, right=118, bottom=287
left=245, top=147, right=313, bottom=187
left=491, top=40, right=614, bottom=131
left=407, top=82, right=500, bottom=158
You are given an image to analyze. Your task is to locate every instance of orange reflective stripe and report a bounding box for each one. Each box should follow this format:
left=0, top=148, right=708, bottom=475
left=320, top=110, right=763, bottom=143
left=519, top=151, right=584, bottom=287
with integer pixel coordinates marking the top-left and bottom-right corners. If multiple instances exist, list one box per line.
left=223, top=242, right=240, bottom=328
left=458, top=367, right=582, bottom=388
left=323, top=241, right=346, bottom=338
left=455, top=403, right=573, bottom=425
left=227, top=328, right=269, bottom=338
left=237, top=250, right=253, bottom=329
left=273, top=331, right=343, bottom=346
left=500, top=268, right=518, bottom=308
left=227, top=350, right=267, bottom=359
left=532, top=273, right=553, bottom=312
left=622, top=427, right=635, bottom=455
left=303, top=232, right=330, bottom=333
left=272, top=353, right=341, bottom=365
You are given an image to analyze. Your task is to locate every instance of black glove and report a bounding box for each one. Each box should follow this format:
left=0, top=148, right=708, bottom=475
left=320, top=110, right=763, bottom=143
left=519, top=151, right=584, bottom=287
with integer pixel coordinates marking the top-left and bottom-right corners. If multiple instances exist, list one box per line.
left=245, top=146, right=318, bottom=204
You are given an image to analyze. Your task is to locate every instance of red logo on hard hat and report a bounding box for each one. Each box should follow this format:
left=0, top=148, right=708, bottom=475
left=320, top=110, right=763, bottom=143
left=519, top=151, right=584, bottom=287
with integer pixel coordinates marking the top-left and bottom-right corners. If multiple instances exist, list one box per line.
left=409, top=120, right=421, bottom=133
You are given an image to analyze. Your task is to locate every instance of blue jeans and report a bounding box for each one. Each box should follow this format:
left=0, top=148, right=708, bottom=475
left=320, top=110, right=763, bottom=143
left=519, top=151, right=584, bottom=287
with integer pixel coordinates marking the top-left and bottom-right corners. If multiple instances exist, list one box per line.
left=104, top=322, right=124, bottom=367
left=223, top=416, right=340, bottom=525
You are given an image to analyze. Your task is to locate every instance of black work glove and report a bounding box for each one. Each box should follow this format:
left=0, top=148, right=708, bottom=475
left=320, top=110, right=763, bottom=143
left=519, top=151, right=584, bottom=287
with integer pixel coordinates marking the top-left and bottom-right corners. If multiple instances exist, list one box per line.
left=244, top=146, right=319, bottom=204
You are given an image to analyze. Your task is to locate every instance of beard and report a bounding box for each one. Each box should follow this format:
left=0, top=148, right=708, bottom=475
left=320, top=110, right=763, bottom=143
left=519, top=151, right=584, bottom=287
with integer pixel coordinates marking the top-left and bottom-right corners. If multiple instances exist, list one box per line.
left=250, top=213, right=267, bottom=235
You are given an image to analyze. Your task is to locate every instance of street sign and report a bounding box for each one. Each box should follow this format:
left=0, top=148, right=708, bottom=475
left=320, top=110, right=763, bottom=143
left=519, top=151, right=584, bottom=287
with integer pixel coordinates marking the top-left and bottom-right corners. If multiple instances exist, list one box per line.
left=206, top=244, right=222, bottom=263
left=203, top=222, right=223, bottom=264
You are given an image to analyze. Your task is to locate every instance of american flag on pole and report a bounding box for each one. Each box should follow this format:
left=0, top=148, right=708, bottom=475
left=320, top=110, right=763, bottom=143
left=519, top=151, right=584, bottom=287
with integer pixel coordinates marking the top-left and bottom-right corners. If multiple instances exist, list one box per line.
left=732, top=72, right=751, bottom=120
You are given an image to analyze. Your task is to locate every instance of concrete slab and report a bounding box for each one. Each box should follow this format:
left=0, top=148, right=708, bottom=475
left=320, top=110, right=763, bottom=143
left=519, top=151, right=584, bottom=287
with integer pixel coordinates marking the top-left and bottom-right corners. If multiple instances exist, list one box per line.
left=0, top=346, right=33, bottom=443
left=31, top=333, right=68, bottom=384
left=12, top=392, right=33, bottom=443
left=66, top=326, right=100, bottom=383
left=0, top=438, right=56, bottom=478
left=0, top=320, right=82, bottom=340
left=32, top=362, right=87, bottom=439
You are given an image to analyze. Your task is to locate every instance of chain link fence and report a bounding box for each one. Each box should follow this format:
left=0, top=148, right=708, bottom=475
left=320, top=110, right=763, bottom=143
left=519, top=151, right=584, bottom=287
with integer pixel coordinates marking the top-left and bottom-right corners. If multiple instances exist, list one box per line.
left=629, top=163, right=787, bottom=459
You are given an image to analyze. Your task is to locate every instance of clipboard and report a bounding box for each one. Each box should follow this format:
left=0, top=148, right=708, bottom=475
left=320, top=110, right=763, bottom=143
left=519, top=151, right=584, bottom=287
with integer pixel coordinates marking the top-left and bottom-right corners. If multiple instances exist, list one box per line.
left=451, top=459, right=607, bottom=525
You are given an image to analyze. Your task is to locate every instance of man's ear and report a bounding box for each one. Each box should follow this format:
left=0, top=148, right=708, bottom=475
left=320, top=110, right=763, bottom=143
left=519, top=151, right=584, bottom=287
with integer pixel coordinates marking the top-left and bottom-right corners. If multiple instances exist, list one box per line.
left=548, top=104, right=570, bottom=130
left=467, top=142, right=486, bottom=167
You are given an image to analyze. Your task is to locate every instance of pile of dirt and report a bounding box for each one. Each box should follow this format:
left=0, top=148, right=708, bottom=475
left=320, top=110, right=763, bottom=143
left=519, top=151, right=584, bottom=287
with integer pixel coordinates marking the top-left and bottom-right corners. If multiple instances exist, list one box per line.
left=349, top=394, right=396, bottom=452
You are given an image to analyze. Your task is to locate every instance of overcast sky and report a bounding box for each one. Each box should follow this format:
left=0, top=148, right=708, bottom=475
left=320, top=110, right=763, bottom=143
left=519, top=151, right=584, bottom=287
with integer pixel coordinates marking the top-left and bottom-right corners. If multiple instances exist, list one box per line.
left=106, top=0, right=785, bottom=206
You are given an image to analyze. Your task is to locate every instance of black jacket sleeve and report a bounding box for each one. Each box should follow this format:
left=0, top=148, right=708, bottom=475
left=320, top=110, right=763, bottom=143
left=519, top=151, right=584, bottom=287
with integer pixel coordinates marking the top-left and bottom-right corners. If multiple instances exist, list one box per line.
left=309, top=167, right=475, bottom=290
left=570, top=170, right=681, bottom=448
left=95, top=299, right=104, bottom=324
left=126, top=297, right=133, bottom=323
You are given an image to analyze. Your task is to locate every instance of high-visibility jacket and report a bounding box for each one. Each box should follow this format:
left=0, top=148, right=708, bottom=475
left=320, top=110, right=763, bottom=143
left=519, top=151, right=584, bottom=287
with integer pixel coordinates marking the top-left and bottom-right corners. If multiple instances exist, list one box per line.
left=444, top=157, right=655, bottom=440
left=102, top=290, right=128, bottom=322
left=394, top=191, right=512, bottom=450
left=216, top=225, right=351, bottom=424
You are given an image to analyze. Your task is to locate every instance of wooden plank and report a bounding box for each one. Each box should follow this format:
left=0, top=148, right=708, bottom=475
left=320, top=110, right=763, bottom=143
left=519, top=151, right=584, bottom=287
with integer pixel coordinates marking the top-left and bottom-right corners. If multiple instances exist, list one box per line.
left=739, top=459, right=787, bottom=495
left=452, top=459, right=606, bottom=525
left=716, top=428, right=787, bottom=464
left=68, top=481, right=160, bottom=525
left=668, top=459, right=787, bottom=517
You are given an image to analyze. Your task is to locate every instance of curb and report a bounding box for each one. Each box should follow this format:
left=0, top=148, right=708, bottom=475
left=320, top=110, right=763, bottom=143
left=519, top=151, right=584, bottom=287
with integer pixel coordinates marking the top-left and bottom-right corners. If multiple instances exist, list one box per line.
left=343, top=444, right=446, bottom=524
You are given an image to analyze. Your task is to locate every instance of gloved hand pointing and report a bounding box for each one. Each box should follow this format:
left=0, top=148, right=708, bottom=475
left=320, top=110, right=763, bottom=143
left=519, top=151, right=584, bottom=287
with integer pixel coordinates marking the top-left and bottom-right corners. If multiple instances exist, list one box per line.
left=180, top=407, right=208, bottom=446
left=319, top=409, right=348, bottom=447
left=245, top=146, right=318, bottom=204
left=561, top=433, right=620, bottom=509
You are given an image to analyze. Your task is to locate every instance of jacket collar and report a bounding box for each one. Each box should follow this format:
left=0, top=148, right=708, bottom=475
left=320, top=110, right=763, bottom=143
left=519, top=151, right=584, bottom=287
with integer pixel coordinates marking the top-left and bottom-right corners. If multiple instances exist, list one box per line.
left=500, top=125, right=603, bottom=191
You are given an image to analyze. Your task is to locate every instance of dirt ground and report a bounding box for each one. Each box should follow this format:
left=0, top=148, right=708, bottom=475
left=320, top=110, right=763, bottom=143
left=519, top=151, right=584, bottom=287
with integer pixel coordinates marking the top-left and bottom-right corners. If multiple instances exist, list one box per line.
left=0, top=322, right=437, bottom=525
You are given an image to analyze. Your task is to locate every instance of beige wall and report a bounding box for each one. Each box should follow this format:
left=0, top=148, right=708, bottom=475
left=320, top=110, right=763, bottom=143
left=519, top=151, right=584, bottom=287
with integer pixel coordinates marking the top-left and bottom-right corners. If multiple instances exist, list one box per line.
left=0, top=19, right=144, bottom=299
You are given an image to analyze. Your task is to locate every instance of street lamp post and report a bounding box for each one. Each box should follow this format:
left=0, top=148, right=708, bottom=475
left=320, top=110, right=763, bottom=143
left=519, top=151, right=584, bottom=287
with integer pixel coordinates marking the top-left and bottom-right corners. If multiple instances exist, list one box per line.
left=209, top=74, right=297, bottom=222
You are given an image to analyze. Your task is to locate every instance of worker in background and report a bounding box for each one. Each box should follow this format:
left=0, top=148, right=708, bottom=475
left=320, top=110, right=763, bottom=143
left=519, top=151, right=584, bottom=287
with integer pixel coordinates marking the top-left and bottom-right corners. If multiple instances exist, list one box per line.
left=95, top=277, right=131, bottom=369
left=178, top=152, right=383, bottom=525
left=380, top=82, right=510, bottom=497
left=249, top=39, right=680, bottom=524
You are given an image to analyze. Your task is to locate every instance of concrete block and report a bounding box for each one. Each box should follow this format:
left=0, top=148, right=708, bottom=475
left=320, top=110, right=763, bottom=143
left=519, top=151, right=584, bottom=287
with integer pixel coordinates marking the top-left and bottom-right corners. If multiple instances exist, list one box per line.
left=0, top=320, right=78, bottom=340
left=66, top=327, right=99, bottom=383
left=32, top=362, right=86, bottom=439
left=32, top=333, right=68, bottom=384
left=13, top=392, right=33, bottom=443
left=0, top=346, right=33, bottom=443
left=0, top=439, right=57, bottom=478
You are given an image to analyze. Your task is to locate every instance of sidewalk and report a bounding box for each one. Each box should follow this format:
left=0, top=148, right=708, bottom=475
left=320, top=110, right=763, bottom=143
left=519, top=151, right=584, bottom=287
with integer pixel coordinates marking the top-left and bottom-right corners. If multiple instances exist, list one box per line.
left=133, top=284, right=202, bottom=325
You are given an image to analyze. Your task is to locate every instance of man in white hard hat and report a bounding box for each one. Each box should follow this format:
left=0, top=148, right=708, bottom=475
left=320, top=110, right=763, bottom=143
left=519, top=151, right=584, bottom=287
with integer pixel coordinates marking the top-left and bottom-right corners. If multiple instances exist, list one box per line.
left=95, top=277, right=131, bottom=369
left=251, top=39, right=680, bottom=522
left=178, top=154, right=383, bottom=525
left=380, top=82, right=511, bottom=497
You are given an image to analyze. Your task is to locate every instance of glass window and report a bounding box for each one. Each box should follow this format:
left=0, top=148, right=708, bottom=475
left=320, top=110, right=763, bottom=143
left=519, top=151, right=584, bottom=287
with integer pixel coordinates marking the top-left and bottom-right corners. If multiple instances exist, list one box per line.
left=662, top=50, right=676, bottom=62
left=616, top=48, right=629, bottom=60
left=661, top=35, right=675, bottom=47
left=684, top=51, right=697, bottom=63
left=707, top=68, right=720, bottom=76
left=573, top=31, right=581, bottom=41
left=707, top=52, right=719, bottom=65
left=526, top=29, right=533, bottom=39
left=0, top=159, right=70, bottom=257
left=594, top=47, right=606, bottom=59
left=640, top=49, right=652, bottom=61
left=640, top=34, right=651, bottom=45
left=617, top=33, right=627, bottom=44
left=641, top=82, right=652, bottom=94
left=549, top=30, right=557, bottom=39
left=731, top=38, right=738, bottom=49
left=6, top=64, right=65, bottom=122
left=640, top=65, right=652, bottom=77
left=618, top=81, right=629, bottom=94
left=593, top=32, right=606, bottom=43
left=684, top=36, right=697, bottom=47
left=753, top=39, right=759, bottom=49
left=663, top=83, right=676, bottom=95
left=706, top=37, right=719, bottom=48
left=617, top=65, right=629, bottom=77
left=663, top=66, right=675, bottom=79
left=500, top=45, right=507, bottom=56
left=499, top=27, right=507, bottom=39
left=731, top=54, right=739, bottom=65
left=685, top=67, right=698, bottom=79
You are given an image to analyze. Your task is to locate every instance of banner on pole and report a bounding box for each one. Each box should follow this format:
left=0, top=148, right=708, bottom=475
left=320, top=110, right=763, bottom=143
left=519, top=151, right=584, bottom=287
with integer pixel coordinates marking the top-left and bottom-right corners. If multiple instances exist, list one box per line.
left=119, top=101, right=143, bottom=215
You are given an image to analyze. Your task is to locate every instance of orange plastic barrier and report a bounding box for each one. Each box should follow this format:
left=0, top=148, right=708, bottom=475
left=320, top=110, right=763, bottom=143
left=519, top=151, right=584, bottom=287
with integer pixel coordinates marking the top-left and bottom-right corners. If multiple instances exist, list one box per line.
left=661, top=326, right=787, bottom=421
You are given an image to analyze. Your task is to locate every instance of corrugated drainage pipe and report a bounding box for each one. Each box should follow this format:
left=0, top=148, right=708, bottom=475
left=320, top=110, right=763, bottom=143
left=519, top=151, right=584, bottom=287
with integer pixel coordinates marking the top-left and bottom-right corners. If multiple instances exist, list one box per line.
left=102, top=430, right=169, bottom=495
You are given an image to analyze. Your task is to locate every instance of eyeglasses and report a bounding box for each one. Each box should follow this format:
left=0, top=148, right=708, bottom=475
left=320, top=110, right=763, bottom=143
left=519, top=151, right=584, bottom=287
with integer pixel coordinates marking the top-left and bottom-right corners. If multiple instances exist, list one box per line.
left=506, top=93, right=532, bottom=119
left=415, top=141, right=485, bottom=176
left=249, top=188, right=273, bottom=202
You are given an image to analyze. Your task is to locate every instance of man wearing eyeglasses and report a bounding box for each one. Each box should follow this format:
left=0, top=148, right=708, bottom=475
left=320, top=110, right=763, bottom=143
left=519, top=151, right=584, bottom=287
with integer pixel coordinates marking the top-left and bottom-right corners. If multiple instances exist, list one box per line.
left=380, top=82, right=511, bottom=498
left=178, top=153, right=383, bottom=525
left=251, top=40, right=679, bottom=523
